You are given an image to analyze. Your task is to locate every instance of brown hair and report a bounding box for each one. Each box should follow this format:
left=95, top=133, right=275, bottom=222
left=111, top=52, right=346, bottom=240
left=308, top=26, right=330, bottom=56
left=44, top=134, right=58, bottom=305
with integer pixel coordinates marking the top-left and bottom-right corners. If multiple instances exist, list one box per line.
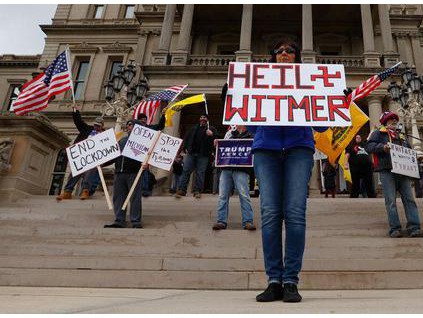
left=269, top=38, right=301, bottom=63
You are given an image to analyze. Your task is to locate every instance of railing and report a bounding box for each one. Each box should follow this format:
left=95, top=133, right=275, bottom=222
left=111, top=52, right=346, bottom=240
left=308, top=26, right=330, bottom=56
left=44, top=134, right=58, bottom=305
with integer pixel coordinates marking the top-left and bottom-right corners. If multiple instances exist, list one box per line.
left=316, top=55, right=365, bottom=67
left=188, top=55, right=236, bottom=66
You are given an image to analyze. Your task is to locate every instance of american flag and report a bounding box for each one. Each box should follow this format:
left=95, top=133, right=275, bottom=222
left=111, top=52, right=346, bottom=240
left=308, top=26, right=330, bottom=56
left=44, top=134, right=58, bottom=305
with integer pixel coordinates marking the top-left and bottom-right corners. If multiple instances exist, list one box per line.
left=346, top=61, right=402, bottom=105
left=12, top=50, right=73, bottom=116
left=132, top=84, right=188, bottom=124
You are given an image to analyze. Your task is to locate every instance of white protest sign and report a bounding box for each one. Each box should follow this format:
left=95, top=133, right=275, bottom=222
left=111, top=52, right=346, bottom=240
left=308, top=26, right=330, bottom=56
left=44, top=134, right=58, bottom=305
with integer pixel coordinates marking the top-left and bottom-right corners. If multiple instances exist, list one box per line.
left=121, top=124, right=159, bottom=162
left=66, top=128, right=120, bottom=177
left=223, top=62, right=350, bottom=127
left=389, top=143, right=420, bottom=179
left=148, top=133, right=183, bottom=171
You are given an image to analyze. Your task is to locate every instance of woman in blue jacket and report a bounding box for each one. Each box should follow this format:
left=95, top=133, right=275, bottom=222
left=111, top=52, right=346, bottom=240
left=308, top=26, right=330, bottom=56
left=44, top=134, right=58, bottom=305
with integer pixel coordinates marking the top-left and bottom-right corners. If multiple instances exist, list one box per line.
left=252, top=39, right=327, bottom=303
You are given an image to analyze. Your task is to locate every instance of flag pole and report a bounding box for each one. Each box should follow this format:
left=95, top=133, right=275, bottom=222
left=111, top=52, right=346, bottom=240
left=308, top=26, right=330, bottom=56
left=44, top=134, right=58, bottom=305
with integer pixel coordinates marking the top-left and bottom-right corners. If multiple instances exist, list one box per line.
left=203, top=93, right=210, bottom=129
left=163, top=84, right=189, bottom=113
left=65, top=45, right=76, bottom=105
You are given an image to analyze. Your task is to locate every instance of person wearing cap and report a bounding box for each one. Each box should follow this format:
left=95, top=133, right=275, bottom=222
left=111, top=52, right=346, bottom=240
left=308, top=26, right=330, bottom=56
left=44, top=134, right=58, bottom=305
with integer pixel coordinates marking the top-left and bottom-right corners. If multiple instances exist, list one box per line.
left=365, top=111, right=422, bottom=238
left=137, top=111, right=165, bottom=131
left=56, top=107, right=105, bottom=201
left=104, top=119, right=144, bottom=228
left=175, top=113, right=217, bottom=199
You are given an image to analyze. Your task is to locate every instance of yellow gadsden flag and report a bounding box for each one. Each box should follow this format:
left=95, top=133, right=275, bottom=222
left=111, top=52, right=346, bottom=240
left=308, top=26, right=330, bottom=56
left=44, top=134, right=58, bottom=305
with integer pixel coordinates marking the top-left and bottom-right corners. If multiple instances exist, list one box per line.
left=338, top=149, right=352, bottom=183
left=165, top=94, right=206, bottom=127
left=314, top=102, right=369, bottom=165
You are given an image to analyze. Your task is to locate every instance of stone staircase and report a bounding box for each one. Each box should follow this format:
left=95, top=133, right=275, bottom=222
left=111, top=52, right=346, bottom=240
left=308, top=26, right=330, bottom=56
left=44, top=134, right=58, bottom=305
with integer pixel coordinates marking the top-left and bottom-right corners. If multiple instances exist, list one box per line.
left=1, top=194, right=423, bottom=290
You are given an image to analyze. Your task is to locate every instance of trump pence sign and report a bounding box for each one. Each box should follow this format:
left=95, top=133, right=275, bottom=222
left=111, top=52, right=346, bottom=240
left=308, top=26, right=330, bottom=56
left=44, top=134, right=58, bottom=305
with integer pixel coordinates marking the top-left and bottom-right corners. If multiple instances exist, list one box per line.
left=223, top=62, right=351, bottom=127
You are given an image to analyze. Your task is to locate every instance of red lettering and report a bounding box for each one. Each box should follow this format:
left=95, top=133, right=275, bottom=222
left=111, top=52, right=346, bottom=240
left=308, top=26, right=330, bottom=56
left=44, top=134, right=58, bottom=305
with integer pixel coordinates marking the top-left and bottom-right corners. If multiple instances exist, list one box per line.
left=268, top=95, right=287, bottom=121
left=288, top=96, right=311, bottom=122
left=295, top=65, right=314, bottom=89
left=228, top=63, right=250, bottom=89
left=311, top=96, right=328, bottom=121
left=224, top=95, right=249, bottom=122
left=250, top=95, right=267, bottom=122
left=328, top=96, right=350, bottom=121
left=271, top=65, right=294, bottom=89
left=252, top=64, right=269, bottom=89
left=310, top=66, right=341, bottom=87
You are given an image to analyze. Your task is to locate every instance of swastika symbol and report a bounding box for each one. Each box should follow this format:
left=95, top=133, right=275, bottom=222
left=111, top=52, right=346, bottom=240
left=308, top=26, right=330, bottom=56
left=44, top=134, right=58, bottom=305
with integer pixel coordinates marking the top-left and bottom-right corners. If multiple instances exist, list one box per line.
left=310, top=66, right=341, bottom=87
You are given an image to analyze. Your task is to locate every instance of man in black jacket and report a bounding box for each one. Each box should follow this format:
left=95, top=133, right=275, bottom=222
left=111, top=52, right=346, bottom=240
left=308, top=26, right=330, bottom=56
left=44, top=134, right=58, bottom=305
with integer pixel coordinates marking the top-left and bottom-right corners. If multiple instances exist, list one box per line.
left=57, top=107, right=104, bottom=201
left=175, top=114, right=217, bottom=198
left=104, top=119, right=144, bottom=228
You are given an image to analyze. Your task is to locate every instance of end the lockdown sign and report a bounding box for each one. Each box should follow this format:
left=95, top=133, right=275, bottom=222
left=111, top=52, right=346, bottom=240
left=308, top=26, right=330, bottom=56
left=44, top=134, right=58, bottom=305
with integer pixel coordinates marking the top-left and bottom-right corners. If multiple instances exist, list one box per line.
left=66, top=128, right=120, bottom=177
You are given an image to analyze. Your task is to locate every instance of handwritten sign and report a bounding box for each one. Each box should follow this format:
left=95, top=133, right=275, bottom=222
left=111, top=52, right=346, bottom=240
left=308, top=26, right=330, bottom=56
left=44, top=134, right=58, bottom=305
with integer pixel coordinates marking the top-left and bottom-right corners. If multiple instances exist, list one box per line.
left=223, top=62, right=350, bottom=127
left=121, top=124, right=159, bottom=162
left=389, top=143, right=420, bottom=179
left=215, top=139, right=253, bottom=167
left=148, top=133, right=183, bottom=171
left=66, top=128, right=120, bottom=177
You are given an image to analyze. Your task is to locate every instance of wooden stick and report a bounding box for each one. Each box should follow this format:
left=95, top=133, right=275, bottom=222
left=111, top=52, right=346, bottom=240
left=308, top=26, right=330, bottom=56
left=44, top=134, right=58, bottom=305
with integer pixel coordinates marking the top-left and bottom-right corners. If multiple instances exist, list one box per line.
left=122, top=131, right=162, bottom=210
left=97, top=166, right=113, bottom=210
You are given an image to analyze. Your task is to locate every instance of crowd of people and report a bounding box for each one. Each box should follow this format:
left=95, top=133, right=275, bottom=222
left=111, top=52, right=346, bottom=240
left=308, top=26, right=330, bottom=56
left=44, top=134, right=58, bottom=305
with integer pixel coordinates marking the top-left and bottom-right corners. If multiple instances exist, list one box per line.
left=55, top=38, right=423, bottom=304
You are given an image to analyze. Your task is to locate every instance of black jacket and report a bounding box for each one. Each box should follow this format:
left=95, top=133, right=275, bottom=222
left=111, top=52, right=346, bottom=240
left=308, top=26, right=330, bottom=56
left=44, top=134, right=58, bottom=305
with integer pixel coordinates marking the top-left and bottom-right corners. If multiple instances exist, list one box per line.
left=365, top=126, right=410, bottom=172
left=73, top=110, right=95, bottom=144
left=183, top=124, right=217, bottom=157
left=114, top=135, right=142, bottom=173
left=148, top=114, right=165, bottom=131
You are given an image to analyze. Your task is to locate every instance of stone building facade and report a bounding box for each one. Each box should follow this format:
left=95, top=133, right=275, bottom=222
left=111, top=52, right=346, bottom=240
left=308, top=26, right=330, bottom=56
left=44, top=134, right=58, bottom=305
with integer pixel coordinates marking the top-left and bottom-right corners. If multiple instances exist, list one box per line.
left=1, top=4, right=423, bottom=195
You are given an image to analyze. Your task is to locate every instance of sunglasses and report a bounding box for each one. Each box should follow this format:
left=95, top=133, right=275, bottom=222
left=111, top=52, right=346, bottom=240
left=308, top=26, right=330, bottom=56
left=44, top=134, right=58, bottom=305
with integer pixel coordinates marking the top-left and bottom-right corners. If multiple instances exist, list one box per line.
left=274, top=47, right=296, bottom=55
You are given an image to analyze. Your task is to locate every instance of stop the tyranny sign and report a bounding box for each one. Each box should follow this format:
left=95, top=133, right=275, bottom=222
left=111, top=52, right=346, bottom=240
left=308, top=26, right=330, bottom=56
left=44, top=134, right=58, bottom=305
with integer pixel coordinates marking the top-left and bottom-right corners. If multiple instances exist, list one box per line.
left=222, top=62, right=351, bottom=127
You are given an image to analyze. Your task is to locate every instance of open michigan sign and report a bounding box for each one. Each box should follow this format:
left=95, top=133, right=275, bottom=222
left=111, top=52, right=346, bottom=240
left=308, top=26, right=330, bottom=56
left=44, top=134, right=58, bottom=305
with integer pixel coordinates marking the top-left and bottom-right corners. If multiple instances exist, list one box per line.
left=223, top=62, right=351, bottom=127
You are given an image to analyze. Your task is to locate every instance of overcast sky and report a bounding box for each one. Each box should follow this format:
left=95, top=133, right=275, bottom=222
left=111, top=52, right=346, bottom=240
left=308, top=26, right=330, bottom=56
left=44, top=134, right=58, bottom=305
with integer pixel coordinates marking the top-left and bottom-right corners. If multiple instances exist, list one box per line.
left=0, top=4, right=57, bottom=55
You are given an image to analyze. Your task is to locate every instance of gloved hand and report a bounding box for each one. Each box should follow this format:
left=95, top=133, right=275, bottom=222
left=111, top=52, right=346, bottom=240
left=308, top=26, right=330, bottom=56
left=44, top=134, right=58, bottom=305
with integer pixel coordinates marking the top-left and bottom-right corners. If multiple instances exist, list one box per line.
left=221, top=83, right=228, bottom=102
left=343, top=88, right=353, bottom=97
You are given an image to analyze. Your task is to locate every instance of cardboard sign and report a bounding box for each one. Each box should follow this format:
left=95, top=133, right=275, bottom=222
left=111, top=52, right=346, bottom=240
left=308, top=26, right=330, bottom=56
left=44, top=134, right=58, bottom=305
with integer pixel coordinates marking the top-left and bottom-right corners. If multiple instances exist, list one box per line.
left=215, top=139, right=254, bottom=167
left=389, top=143, right=420, bottom=179
left=121, top=124, right=159, bottom=162
left=223, top=62, right=350, bottom=127
left=148, top=133, right=183, bottom=171
left=66, top=128, right=120, bottom=177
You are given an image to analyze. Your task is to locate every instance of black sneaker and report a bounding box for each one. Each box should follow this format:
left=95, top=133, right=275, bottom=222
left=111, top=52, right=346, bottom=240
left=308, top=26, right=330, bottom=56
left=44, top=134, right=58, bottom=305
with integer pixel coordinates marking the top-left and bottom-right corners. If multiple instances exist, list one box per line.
left=282, top=283, right=302, bottom=303
left=256, top=283, right=283, bottom=302
left=408, top=230, right=423, bottom=237
left=104, top=223, right=125, bottom=228
left=132, top=224, right=143, bottom=229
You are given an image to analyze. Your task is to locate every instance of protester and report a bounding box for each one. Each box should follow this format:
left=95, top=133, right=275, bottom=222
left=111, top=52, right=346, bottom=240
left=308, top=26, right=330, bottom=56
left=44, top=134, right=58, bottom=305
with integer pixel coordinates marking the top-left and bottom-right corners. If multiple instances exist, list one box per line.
left=170, top=154, right=184, bottom=194
left=345, top=134, right=376, bottom=198
left=365, top=111, right=422, bottom=238
left=212, top=125, right=256, bottom=231
left=141, top=169, right=156, bottom=197
left=56, top=107, right=104, bottom=201
left=137, top=111, right=165, bottom=131
left=104, top=119, right=143, bottom=229
left=175, top=114, right=217, bottom=199
left=322, top=161, right=337, bottom=198
left=241, top=39, right=328, bottom=303
left=414, top=157, right=423, bottom=198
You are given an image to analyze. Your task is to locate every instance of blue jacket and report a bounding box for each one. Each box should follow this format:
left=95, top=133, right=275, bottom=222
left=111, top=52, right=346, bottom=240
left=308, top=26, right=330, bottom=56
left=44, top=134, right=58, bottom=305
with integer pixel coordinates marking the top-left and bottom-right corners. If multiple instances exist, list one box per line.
left=248, top=126, right=327, bottom=152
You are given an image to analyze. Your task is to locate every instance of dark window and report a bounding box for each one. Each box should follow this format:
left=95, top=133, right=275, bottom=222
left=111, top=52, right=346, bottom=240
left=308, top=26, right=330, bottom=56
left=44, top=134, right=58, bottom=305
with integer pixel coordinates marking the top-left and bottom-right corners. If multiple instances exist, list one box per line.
left=49, top=149, right=68, bottom=195
left=74, top=61, right=90, bottom=100
left=319, top=46, right=342, bottom=56
left=109, top=61, right=123, bottom=80
left=93, top=5, right=104, bottom=19
left=5, top=84, right=21, bottom=112
left=124, top=5, right=135, bottom=19
left=217, top=45, right=237, bottom=55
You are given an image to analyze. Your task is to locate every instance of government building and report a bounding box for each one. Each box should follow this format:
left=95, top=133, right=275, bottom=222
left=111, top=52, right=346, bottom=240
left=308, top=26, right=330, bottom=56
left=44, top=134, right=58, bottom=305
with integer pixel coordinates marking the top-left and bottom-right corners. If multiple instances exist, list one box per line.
left=1, top=4, right=423, bottom=199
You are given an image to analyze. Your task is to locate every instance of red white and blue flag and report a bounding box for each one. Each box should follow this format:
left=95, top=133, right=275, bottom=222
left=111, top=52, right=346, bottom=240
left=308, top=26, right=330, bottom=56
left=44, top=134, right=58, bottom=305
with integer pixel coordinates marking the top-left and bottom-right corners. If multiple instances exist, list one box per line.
left=12, top=50, right=73, bottom=116
left=132, top=84, right=188, bottom=124
left=346, top=61, right=402, bottom=105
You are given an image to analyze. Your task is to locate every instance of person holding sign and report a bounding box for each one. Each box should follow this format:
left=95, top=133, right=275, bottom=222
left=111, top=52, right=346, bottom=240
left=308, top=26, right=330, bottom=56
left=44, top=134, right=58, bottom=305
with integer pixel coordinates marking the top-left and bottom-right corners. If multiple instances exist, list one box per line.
left=57, top=107, right=104, bottom=201
left=175, top=114, right=217, bottom=199
left=104, top=119, right=144, bottom=229
left=365, top=111, right=422, bottom=238
left=245, top=39, right=328, bottom=303
left=212, top=125, right=256, bottom=231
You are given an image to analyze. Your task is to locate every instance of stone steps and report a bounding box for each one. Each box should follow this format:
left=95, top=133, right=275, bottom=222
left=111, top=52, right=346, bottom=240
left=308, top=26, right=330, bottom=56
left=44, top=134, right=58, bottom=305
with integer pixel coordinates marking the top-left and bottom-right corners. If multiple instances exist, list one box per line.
left=1, top=195, right=423, bottom=290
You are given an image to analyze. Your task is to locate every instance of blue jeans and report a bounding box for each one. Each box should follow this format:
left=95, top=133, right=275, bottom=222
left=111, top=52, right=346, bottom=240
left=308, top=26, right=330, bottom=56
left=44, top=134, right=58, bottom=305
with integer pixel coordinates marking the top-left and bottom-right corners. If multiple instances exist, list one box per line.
left=112, top=173, right=142, bottom=226
left=254, top=147, right=314, bottom=285
left=64, top=168, right=98, bottom=193
left=379, top=171, right=421, bottom=234
left=170, top=173, right=182, bottom=192
left=216, top=169, right=254, bottom=227
left=177, top=153, right=209, bottom=193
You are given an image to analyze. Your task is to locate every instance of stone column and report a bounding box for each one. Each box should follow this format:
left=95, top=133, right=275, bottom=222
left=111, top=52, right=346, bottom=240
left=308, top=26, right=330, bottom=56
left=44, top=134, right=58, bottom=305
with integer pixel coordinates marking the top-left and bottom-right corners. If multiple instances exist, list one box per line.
left=172, top=4, right=195, bottom=65
left=367, top=96, right=384, bottom=131
left=360, top=4, right=381, bottom=67
left=378, top=4, right=399, bottom=66
left=152, top=4, right=176, bottom=65
left=410, top=33, right=423, bottom=74
left=301, top=4, right=317, bottom=63
left=235, top=4, right=253, bottom=62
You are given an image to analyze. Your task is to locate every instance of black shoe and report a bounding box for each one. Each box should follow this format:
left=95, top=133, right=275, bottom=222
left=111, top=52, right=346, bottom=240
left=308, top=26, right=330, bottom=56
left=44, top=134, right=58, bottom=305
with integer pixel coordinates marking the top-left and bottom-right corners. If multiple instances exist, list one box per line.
left=408, top=230, right=423, bottom=237
left=104, top=223, right=125, bottom=228
left=256, top=283, right=283, bottom=302
left=282, top=283, right=302, bottom=303
left=132, top=224, right=143, bottom=229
